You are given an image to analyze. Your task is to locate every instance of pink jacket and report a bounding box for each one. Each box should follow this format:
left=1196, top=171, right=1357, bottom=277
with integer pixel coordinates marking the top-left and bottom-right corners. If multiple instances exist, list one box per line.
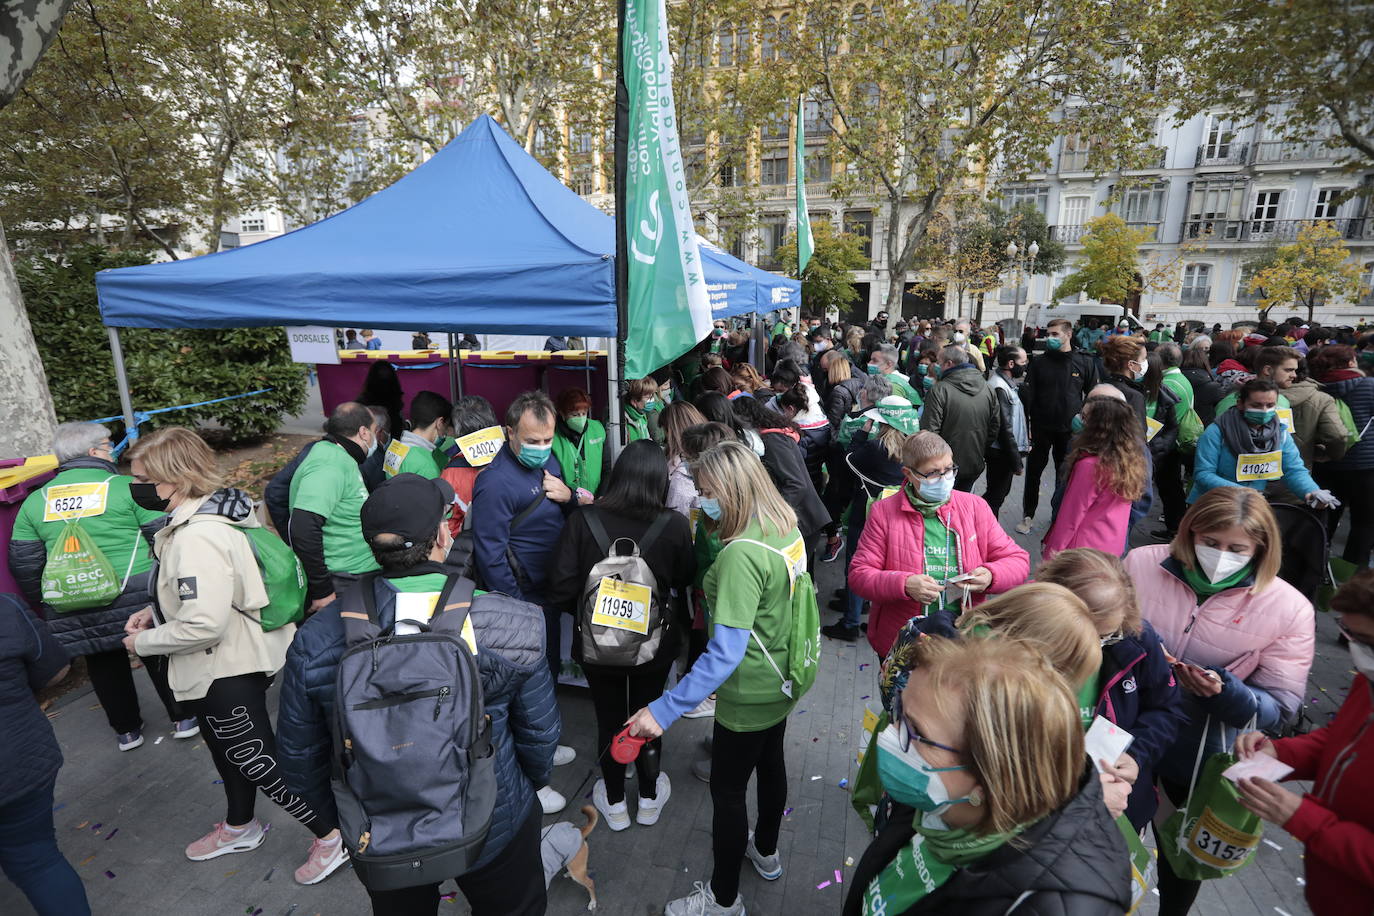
left=1041, top=456, right=1131, bottom=560
left=850, top=489, right=1030, bottom=657
left=1122, top=544, right=1314, bottom=709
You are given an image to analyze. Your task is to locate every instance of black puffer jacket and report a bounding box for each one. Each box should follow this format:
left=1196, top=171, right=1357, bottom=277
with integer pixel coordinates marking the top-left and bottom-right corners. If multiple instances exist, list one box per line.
left=1183, top=367, right=1224, bottom=425
left=845, top=768, right=1131, bottom=916
left=759, top=430, right=831, bottom=538
left=825, top=377, right=865, bottom=428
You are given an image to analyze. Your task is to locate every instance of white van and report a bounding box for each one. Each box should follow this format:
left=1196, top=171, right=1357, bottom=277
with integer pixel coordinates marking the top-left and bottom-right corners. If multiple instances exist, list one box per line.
left=1022, top=302, right=1144, bottom=331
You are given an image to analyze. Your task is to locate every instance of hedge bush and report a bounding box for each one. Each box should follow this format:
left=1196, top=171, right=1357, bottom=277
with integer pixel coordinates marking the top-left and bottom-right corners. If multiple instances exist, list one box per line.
left=17, top=246, right=308, bottom=440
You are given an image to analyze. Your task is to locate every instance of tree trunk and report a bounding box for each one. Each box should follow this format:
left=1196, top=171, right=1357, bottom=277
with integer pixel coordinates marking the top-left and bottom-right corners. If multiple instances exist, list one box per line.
left=0, top=0, right=76, bottom=107
left=975, top=291, right=985, bottom=326
left=0, top=219, right=59, bottom=456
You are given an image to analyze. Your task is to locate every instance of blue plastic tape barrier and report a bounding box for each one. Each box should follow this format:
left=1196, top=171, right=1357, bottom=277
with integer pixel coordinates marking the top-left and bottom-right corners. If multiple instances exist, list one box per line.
left=90, top=388, right=275, bottom=457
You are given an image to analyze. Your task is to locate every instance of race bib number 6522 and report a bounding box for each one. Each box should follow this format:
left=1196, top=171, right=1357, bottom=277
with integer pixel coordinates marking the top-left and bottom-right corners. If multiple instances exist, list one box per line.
left=43, top=482, right=111, bottom=522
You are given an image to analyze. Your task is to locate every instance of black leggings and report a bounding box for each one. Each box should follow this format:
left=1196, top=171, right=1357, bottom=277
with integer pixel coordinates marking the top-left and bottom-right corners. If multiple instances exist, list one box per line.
left=1022, top=427, right=1073, bottom=519
left=84, top=649, right=185, bottom=734
left=1315, top=466, right=1374, bottom=567
left=1153, top=779, right=1200, bottom=916
left=583, top=666, right=667, bottom=805
left=184, top=673, right=328, bottom=838
left=365, top=802, right=546, bottom=916
left=710, top=718, right=788, bottom=906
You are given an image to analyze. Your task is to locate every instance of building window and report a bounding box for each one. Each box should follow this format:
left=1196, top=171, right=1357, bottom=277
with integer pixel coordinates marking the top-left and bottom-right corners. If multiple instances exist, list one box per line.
left=1314, top=187, right=1343, bottom=220
left=758, top=215, right=788, bottom=268
left=1203, top=116, right=1238, bottom=161
left=1361, top=262, right=1374, bottom=305
left=719, top=162, right=738, bottom=188
left=1002, top=186, right=1049, bottom=215
left=804, top=147, right=831, bottom=182
left=761, top=15, right=777, bottom=60
left=1251, top=190, right=1282, bottom=236
left=760, top=150, right=788, bottom=186
left=761, top=110, right=788, bottom=141
left=775, top=13, right=793, bottom=60
left=1060, top=134, right=1092, bottom=172
left=719, top=221, right=746, bottom=260
left=1181, top=264, right=1211, bottom=304
left=1060, top=196, right=1089, bottom=228
left=808, top=210, right=832, bottom=232
left=240, top=216, right=266, bottom=233
left=1185, top=179, right=1248, bottom=240
left=717, top=22, right=735, bottom=67
left=1120, top=183, right=1167, bottom=235
left=803, top=98, right=833, bottom=137
left=572, top=174, right=594, bottom=196
left=844, top=209, right=873, bottom=260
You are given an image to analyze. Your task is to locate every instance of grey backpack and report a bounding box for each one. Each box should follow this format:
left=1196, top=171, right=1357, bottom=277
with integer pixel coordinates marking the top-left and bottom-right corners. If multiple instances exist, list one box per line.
left=331, top=573, right=496, bottom=891
left=578, top=510, right=674, bottom=666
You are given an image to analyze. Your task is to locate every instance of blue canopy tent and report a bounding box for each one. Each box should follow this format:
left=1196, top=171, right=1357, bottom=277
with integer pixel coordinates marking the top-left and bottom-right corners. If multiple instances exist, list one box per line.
left=96, top=114, right=795, bottom=430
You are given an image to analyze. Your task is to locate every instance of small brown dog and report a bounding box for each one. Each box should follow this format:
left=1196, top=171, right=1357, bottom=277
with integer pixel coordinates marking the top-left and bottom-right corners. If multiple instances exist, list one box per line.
left=541, top=804, right=599, bottom=910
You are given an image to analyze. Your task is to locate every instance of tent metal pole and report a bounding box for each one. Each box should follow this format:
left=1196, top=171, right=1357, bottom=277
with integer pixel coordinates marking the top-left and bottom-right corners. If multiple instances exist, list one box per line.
left=446, top=333, right=458, bottom=403
left=107, top=326, right=137, bottom=440
left=606, top=338, right=622, bottom=458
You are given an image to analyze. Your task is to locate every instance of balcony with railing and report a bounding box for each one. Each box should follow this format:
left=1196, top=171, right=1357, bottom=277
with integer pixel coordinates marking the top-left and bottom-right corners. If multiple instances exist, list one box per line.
left=1182, top=217, right=1374, bottom=243
left=1195, top=143, right=1250, bottom=167
left=1057, top=146, right=1167, bottom=174
left=1253, top=140, right=1345, bottom=165
left=1049, top=221, right=1166, bottom=244
left=1179, top=287, right=1211, bottom=307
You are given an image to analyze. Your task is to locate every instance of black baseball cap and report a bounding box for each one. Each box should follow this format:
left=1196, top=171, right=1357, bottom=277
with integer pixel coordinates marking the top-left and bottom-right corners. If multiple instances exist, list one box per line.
left=360, top=473, right=455, bottom=547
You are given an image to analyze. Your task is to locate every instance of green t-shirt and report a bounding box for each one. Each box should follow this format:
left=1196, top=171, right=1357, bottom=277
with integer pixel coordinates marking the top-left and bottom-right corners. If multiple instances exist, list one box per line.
left=887, top=372, right=923, bottom=408
left=288, top=440, right=380, bottom=575
left=704, top=520, right=804, bottom=732
left=921, top=512, right=959, bottom=614
left=383, top=438, right=444, bottom=479
left=14, top=467, right=163, bottom=584
left=551, top=421, right=606, bottom=494
left=1077, top=671, right=1101, bottom=730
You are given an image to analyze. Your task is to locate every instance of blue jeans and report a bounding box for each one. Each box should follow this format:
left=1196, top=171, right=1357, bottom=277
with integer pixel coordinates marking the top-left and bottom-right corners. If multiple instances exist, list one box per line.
left=0, top=782, right=90, bottom=916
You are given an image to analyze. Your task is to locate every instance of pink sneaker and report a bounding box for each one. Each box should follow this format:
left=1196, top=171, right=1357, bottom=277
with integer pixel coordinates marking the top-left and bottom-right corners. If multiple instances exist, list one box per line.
left=185, top=820, right=267, bottom=861
left=294, top=835, right=349, bottom=885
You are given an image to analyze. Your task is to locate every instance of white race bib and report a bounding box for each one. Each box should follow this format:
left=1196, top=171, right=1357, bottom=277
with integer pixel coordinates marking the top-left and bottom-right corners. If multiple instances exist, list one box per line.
left=456, top=427, right=503, bottom=467
left=1235, top=450, right=1282, bottom=482
left=43, top=481, right=111, bottom=522
left=590, top=578, right=651, bottom=634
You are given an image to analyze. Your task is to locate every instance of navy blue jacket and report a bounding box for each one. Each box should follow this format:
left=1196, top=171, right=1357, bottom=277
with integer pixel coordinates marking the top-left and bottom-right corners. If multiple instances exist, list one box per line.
left=0, top=595, right=69, bottom=805
left=1091, top=621, right=1188, bottom=831
left=276, top=574, right=560, bottom=869
left=1322, top=375, right=1374, bottom=470
left=471, top=445, right=573, bottom=604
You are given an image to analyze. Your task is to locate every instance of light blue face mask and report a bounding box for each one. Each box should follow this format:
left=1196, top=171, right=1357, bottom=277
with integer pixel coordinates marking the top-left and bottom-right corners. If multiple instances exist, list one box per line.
left=875, top=725, right=969, bottom=813
left=698, top=497, right=722, bottom=520
left=1071, top=414, right=1085, bottom=434
left=517, top=442, right=551, bottom=469
left=916, top=472, right=955, bottom=504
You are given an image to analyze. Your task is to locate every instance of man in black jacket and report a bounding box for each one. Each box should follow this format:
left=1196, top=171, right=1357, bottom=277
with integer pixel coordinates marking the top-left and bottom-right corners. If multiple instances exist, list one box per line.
left=1016, top=319, right=1099, bottom=534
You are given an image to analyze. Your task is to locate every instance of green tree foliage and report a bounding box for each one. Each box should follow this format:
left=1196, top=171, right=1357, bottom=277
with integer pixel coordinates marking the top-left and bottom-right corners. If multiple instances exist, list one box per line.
left=774, top=221, right=869, bottom=316
left=1055, top=214, right=1153, bottom=304
left=16, top=247, right=306, bottom=439
left=1249, top=222, right=1364, bottom=323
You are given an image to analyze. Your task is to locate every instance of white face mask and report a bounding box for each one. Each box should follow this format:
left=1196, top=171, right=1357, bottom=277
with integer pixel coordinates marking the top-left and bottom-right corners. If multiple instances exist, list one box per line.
left=1194, top=543, right=1252, bottom=583
left=1350, top=641, right=1374, bottom=681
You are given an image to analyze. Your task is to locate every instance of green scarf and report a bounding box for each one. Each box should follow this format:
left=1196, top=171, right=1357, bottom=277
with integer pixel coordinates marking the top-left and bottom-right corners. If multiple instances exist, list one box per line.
left=903, top=482, right=948, bottom=519
left=863, top=815, right=1022, bottom=914
left=1181, top=560, right=1253, bottom=599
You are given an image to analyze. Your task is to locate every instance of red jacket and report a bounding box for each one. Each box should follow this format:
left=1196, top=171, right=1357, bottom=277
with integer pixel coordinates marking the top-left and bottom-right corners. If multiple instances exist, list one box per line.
left=1274, top=676, right=1374, bottom=913
left=849, top=489, right=1029, bottom=657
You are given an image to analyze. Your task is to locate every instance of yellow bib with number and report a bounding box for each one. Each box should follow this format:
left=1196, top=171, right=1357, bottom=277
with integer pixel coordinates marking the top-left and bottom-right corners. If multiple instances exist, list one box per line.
left=1276, top=408, right=1294, bottom=434
left=1145, top=416, right=1164, bottom=442
left=1236, top=450, right=1282, bottom=482
left=689, top=507, right=701, bottom=542
left=456, top=427, right=503, bottom=467
left=1186, top=806, right=1260, bottom=869
left=393, top=592, right=478, bottom=653
left=383, top=441, right=410, bottom=477
left=591, top=578, right=652, bottom=634
left=43, top=481, right=111, bottom=522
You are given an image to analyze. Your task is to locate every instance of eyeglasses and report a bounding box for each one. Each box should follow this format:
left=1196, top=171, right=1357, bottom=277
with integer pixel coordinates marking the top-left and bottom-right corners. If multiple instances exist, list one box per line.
left=891, top=691, right=962, bottom=757
left=1100, top=630, right=1125, bottom=648
left=1337, top=618, right=1374, bottom=649
left=908, top=465, right=958, bottom=481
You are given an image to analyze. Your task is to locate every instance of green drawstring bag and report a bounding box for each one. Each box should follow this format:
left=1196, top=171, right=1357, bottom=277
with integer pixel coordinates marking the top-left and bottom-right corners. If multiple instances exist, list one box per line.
left=1160, top=719, right=1263, bottom=880
left=40, top=519, right=125, bottom=612
left=850, top=709, right=889, bottom=832
left=239, top=527, right=306, bottom=632
left=1118, top=815, right=1156, bottom=914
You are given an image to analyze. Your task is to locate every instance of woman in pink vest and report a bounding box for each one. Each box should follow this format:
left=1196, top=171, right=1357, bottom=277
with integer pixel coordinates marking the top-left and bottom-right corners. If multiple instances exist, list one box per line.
left=1123, top=486, right=1314, bottom=915
left=849, top=431, right=1030, bottom=658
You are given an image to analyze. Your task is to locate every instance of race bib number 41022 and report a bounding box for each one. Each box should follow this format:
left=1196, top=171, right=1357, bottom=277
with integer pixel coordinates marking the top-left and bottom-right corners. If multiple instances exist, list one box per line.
left=1235, top=450, right=1282, bottom=482
left=591, top=578, right=651, bottom=634
left=43, top=482, right=111, bottom=522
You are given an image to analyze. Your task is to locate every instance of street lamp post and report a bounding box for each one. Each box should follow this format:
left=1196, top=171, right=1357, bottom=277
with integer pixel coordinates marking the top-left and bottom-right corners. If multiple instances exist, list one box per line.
left=1004, top=239, right=1039, bottom=323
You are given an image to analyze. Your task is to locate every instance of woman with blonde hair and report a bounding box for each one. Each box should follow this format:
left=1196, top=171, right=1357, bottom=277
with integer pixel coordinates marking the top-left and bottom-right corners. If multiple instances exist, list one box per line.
left=1123, top=486, right=1314, bottom=915
left=1037, top=548, right=1186, bottom=831
left=122, top=428, right=344, bottom=883
left=627, top=441, right=806, bottom=916
left=846, top=636, right=1131, bottom=915
left=1042, top=395, right=1147, bottom=559
left=661, top=401, right=709, bottom=519
left=729, top=363, right=766, bottom=399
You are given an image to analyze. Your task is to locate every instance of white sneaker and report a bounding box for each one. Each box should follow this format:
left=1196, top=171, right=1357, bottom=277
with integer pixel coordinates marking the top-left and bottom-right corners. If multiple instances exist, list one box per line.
left=682, top=696, right=716, bottom=719
left=592, top=780, right=631, bottom=832
left=1015, top=516, right=1034, bottom=535
left=636, top=773, right=671, bottom=826
left=553, top=745, right=576, bottom=766
left=746, top=832, right=782, bottom=880
left=664, top=880, right=745, bottom=915
left=538, top=785, right=567, bottom=815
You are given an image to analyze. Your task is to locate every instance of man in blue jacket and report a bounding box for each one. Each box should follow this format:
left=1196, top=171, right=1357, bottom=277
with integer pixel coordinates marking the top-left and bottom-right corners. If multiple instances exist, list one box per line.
left=276, top=474, right=560, bottom=913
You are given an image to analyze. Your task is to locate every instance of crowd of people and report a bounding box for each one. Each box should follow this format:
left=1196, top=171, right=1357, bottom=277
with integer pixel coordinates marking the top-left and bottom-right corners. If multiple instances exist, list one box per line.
left=4, top=308, right=1374, bottom=916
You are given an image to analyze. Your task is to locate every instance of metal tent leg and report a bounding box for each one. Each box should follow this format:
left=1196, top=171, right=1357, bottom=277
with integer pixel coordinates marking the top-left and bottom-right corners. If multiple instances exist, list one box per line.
left=107, top=327, right=137, bottom=441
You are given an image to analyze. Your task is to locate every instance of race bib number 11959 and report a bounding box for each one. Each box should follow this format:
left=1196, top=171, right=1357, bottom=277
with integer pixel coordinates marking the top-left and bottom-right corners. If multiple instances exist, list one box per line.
left=591, top=578, right=651, bottom=634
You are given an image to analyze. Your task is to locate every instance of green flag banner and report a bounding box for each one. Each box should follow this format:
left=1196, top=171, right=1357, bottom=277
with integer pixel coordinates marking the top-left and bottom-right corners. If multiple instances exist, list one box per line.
left=622, top=0, right=712, bottom=379
left=795, top=95, right=813, bottom=274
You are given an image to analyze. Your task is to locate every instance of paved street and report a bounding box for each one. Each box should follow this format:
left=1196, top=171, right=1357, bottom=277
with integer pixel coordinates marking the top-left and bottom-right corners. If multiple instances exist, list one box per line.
left=4, top=461, right=1350, bottom=916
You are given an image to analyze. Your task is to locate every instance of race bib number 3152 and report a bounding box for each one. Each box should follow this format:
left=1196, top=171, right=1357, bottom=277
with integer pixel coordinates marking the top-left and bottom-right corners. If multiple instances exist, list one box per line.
left=43, top=482, right=111, bottom=522
left=591, top=578, right=651, bottom=634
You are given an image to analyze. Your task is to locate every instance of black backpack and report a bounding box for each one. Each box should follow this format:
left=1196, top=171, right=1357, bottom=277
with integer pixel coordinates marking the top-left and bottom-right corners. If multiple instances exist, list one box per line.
left=331, top=573, right=496, bottom=891
left=577, top=509, right=674, bottom=666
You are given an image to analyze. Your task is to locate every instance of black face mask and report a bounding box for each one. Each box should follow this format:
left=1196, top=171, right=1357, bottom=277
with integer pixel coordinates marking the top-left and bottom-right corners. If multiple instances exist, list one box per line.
left=1009, top=363, right=1026, bottom=379
left=130, top=482, right=171, bottom=512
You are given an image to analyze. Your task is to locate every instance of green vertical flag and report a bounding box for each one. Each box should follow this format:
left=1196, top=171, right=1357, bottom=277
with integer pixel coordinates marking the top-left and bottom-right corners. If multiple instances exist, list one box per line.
left=621, top=0, right=712, bottom=379
left=795, top=95, right=814, bottom=275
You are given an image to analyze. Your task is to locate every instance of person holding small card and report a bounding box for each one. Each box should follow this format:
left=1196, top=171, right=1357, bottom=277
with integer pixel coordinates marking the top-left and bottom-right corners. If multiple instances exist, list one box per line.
left=1232, top=568, right=1374, bottom=916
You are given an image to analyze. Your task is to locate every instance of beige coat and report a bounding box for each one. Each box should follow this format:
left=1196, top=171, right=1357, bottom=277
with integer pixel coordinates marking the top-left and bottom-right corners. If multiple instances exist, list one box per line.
left=134, top=490, right=294, bottom=701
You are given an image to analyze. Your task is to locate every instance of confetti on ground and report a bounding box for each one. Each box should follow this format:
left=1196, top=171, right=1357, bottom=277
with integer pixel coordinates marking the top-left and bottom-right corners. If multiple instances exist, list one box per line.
left=225, top=870, right=239, bottom=878
left=1275, top=908, right=1294, bottom=916
left=213, top=779, right=224, bottom=784
left=282, top=907, right=298, bottom=916
left=834, top=869, right=843, bottom=883
left=104, top=871, right=116, bottom=879
left=155, top=736, right=164, bottom=745
left=264, top=866, right=276, bottom=882
left=104, top=829, right=119, bottom=841
left=845, top=857, right=854, bottom=867
left=79, top=855, right=96, bottom=866
left=839, top=778, right=849, bottom=788
left=1263, top=838, right=1283, bottom=851
left=858, top=663, right=869, bottom=670
left=52, top=803, right=66, bottom=813
left=91, top=823, right=102, bottom=831
left=810, top=775, right=822, bottom=780
left=46, top=711, right=61, bottom=719
left=796, top=709, right=807, bottom=715
left=860, top=695, right=870, bottom=700
left=89, top=704, right=102, bottom=710
left=784, top=807, right=793, bottom=816
left=76, top=821, right=88, bottom=829
left=817, top=880, right=832, bottom=890
left=1296, top=877, right=1306, bottom=886
left=441, top=892, right=458, bottom=901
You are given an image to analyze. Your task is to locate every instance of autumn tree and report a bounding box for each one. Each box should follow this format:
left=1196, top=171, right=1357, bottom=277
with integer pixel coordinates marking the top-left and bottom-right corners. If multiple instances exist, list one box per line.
left=774, top=222, right=869, bottom=318
left=1250, top=222, right=1364, bottom=323
left=1055, top=214, right=1157, bottom=306
left=793, top=0, right=1173, bottom=313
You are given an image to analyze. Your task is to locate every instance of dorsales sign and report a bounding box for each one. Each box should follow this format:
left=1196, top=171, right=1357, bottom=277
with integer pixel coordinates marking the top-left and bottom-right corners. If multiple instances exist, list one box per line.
left=286, top=326, right=341, bottom=365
